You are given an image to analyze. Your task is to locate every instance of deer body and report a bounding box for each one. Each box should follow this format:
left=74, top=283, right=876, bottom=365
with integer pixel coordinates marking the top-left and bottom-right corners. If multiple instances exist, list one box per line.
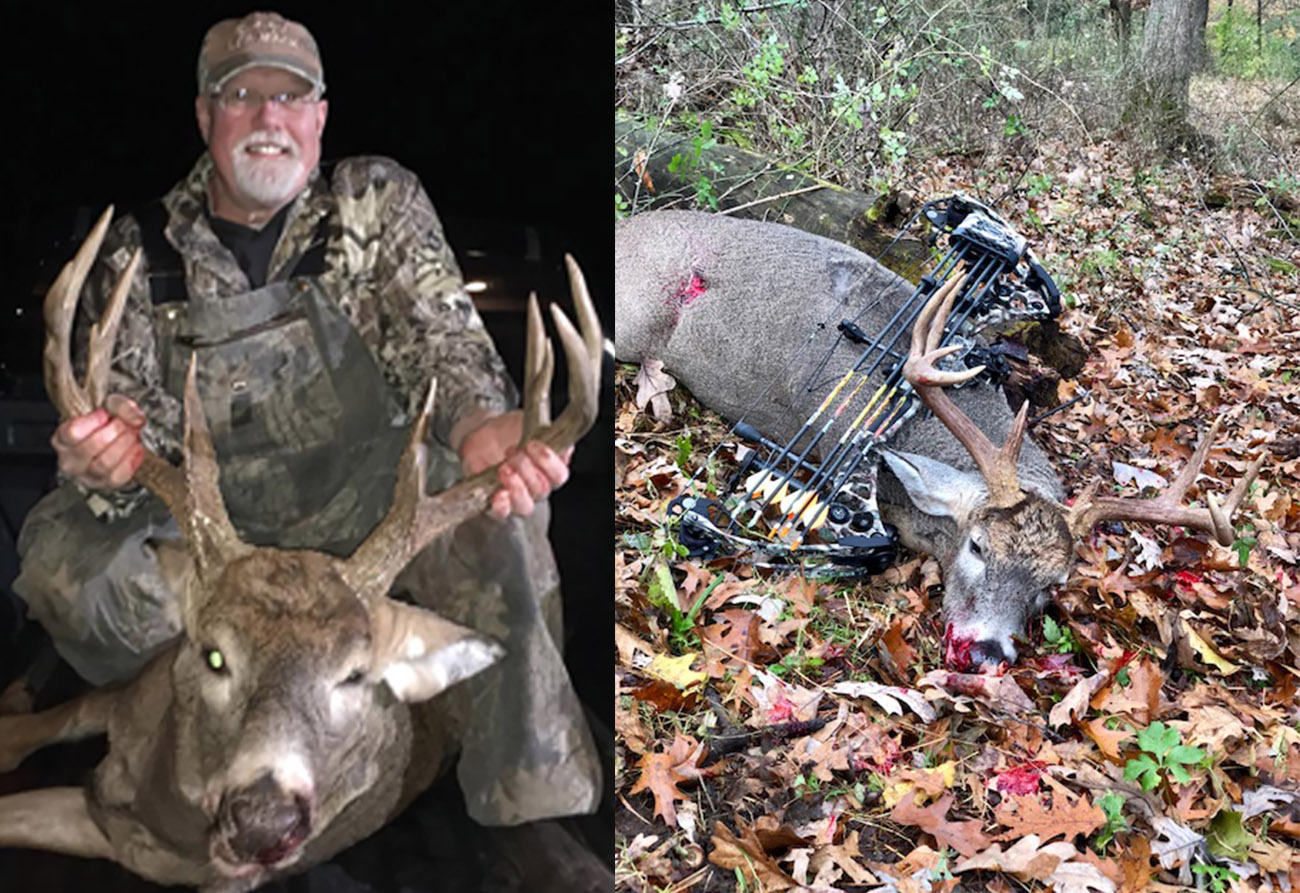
left=616, top=210, right=1069, bottom=662
left=0, top=207, right=604, bottom=891
left=616, top=210, right=1258, bottom=666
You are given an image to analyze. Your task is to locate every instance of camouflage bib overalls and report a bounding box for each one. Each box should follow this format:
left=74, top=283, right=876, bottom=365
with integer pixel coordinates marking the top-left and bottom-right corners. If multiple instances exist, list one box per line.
left=16, top=202, right=599, bottom=825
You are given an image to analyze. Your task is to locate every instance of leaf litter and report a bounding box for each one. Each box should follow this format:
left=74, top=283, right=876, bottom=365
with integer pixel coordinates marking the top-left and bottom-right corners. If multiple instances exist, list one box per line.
left=615, top=140, right=1300, bottom=892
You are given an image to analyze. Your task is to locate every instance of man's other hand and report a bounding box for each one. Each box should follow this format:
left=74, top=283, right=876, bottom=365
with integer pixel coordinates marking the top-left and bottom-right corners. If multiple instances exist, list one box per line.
left=454, top=409, right=573, bottom=519
left=51, top=395, right=147, bottom=491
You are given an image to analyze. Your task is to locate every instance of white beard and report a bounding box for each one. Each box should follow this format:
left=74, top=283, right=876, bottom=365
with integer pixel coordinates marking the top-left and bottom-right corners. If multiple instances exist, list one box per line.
left=229, top=131, right=306, bottom=206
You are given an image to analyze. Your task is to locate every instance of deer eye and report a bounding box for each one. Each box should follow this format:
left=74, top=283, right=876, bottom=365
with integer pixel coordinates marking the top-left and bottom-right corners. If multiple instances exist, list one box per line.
left=341, top=669, right=366, bottom=686
left=203, top=647, right=228, bottom=674
left=968, top=538, right=984, bottom=557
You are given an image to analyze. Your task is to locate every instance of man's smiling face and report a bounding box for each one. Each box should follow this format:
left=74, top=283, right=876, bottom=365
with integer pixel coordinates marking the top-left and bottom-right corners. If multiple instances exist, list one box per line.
left=196, top=66, right=328, bottom=221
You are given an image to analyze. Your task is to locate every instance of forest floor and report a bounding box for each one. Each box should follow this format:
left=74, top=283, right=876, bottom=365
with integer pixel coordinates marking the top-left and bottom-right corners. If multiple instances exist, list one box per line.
left=614, top=131, right=1300, bottom=893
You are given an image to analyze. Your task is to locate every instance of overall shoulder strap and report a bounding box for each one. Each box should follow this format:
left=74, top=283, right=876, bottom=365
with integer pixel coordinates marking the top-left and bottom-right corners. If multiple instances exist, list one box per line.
left=132, top=199, right=188, bottom=305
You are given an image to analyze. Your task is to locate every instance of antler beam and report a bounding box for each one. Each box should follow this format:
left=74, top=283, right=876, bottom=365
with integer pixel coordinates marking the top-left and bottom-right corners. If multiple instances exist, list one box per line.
left=902, top=263, right=1029, bottom=508
left=340, top=256, right=604, bottom=601
left=1066, top=419, right=1264, bottom=546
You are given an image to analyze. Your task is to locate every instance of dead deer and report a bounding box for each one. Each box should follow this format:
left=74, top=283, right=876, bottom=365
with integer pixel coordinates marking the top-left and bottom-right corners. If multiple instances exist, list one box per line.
left=0, top=207, right=603, bottom=892
left=615, top=209, right=1262, bottom=667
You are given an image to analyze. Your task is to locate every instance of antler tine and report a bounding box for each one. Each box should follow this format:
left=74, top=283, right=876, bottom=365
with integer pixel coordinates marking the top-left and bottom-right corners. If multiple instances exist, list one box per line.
left=42, top=207, right=244, bottom=573
left=43, top=206, right=128, bottom=419
left=340, top=256, right=604, bottom=601
left=1067, top=419, right=1264, bottom=546
left=903, top=264, right=1028, bottom=507
left=521, top=292, right=554, bottom=441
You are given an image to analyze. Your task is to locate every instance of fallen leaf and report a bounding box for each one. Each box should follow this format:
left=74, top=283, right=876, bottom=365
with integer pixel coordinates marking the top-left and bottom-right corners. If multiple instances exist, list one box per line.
left=1111, top=461, right=1167, bottom=490
left=1081, top=717, right=1134, bottom=763
left=698, top=608, right=770, bottom=670
left=628, top=733, right=706, bottom=827
left=645, top=652, right=707, bottom=691
left=953, top=834, right=1077, bottom=881
left=708, top=820, right=797, bottom=891
left=881, top=617, right=919, bottom=676
left=918, top=670, right=1036, bottom=714
left=890, top=791, right=993, bottom=857
left=1178, top=613, right=1241, bottom=675
left=1148, top=815, right=1204, bottom=870
left=993, top=779, right=1107, bottom=844
left=808, top=828, right=878, bottom=884
left=828, top=680, right=937, bottom=722
left=1049, top=671, right=1110, bottom=729
left=884, top=761, right=957, bottom=808
left=628, top=677, right=700, bottom=712
left=615, top=621, right=659, bottom=668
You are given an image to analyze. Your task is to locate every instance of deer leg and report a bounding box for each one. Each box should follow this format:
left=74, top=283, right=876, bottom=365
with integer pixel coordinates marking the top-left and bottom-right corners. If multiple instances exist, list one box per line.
left=0, top=686, right=116, bottom=772
left=0, top=787, right=113, bottom=858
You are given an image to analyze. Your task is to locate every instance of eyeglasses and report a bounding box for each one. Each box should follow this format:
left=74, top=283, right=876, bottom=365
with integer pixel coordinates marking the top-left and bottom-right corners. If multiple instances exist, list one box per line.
left=211, top=85, right=320, bottom=113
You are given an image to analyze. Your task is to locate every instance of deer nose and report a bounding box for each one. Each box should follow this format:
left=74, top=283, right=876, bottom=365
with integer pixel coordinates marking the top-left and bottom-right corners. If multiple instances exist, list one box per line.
left=220, top=774, right=312, bottom=865
left=969, top=639, right=1014, bottom=668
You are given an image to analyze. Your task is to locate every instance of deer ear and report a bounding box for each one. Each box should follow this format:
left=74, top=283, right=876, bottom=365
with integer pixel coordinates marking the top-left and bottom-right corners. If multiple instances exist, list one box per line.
left=369, top=599, right=505, bottom=703
left=881, top=450, right=986, bottom=521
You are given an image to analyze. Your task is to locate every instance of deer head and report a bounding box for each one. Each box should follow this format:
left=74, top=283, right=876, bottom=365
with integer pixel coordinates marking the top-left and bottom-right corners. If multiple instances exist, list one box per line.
left=44, top=207, right=603, bottom=877
left=888, top=266, right=1263, bottom=669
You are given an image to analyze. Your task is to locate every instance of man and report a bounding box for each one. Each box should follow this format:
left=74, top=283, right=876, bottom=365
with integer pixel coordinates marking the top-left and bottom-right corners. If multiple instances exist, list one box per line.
left=13, top=11, right=599, bottom=828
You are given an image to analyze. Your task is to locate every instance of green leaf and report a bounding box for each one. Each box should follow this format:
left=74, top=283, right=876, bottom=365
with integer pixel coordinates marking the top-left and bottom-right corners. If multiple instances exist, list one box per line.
left=1098, top=790, right=1126, bottom=821
left=1207, top=809, right=1254, bottom=861
left=1124, top=755, right=1157, bottom=783
left=1167, top=744, right=1207, bottom=765
left=1137, top=721, right=1179, bottom=757
left=1168, top=763, right=1191, bottom=785
left=1233, top=536, right=1255, bottom=567
left=1042, top=615, right=1061, bottom=643
left=675, top=432, right=693, bottom=471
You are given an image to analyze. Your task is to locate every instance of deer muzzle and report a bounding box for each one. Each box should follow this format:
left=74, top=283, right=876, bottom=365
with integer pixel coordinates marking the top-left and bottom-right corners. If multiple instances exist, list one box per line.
left=943, top=622, right=1016, bottom=671
left=218, top=773, right=314, bottom=866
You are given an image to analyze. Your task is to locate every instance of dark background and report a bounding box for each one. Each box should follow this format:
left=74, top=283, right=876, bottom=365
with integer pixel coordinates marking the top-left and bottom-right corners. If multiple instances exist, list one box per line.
left=0, top=2, right=611, bottom=889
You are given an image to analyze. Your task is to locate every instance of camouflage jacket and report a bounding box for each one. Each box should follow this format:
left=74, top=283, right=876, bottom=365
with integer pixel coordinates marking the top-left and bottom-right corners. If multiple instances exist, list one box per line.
left=74, top=154, right=517, bottom=519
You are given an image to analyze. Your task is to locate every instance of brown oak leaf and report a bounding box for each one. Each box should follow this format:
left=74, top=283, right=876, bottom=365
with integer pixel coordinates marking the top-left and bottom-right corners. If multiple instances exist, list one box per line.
left=993, top=778, right=1106, bottom=844
left=698, top=608, right=771, bottom=670
left=890, top=791, right=992, bottom=857
left=628, top=732, right=705, bottom=827
left=1081, top=717, right=1135, bottom=763
left=709, top=820, right=797, bottom=891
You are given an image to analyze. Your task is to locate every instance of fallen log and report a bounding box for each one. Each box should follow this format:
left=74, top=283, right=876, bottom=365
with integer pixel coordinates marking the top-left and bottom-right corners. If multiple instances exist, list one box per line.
left=615, top=117, right=1088, bottom=379
left=615, top=117, right=926, bottom=272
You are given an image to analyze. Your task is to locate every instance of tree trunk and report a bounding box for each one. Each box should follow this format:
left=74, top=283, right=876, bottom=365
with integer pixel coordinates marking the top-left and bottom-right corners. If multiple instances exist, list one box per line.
left=1109, top=0, right=1134, bottom=57
left=1128, top=0, right=1210, bottom=140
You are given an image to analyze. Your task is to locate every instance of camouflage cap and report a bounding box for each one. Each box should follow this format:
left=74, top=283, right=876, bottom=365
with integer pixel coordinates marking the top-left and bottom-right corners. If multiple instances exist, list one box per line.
left=197, top=11, right=325, bottom=95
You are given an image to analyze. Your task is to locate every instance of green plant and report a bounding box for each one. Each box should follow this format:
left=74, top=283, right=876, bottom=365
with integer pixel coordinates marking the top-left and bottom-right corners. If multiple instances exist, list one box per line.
left=1191, top=861, right=1239, bottom=893
left=1091, top=790, right=1128, bottom=853
left=646, top=561, right=723, bottom=652
left=667, top=118, right=721, bottom=210
left=1232, top=532, right=1256, bottom=567
left=1123, top=722, right=1206, bottom=792
left=1041, top=615, right=1078, bottom=654
left=675, top=432, right=693, bottom=472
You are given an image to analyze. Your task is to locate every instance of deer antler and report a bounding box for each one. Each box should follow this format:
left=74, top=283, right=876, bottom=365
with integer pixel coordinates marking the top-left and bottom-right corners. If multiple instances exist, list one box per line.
left=1065, top=419, right=1264, bottom=546
left=902, top=263, right=1030, bottom=508
left=44, top=207, right=249, bottom=578
left=340, top=256, right=603, bottom=602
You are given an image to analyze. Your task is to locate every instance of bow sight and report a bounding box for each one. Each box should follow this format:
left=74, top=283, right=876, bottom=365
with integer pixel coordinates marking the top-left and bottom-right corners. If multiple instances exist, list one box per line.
left=668, top=194, right=1061, bottom=575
